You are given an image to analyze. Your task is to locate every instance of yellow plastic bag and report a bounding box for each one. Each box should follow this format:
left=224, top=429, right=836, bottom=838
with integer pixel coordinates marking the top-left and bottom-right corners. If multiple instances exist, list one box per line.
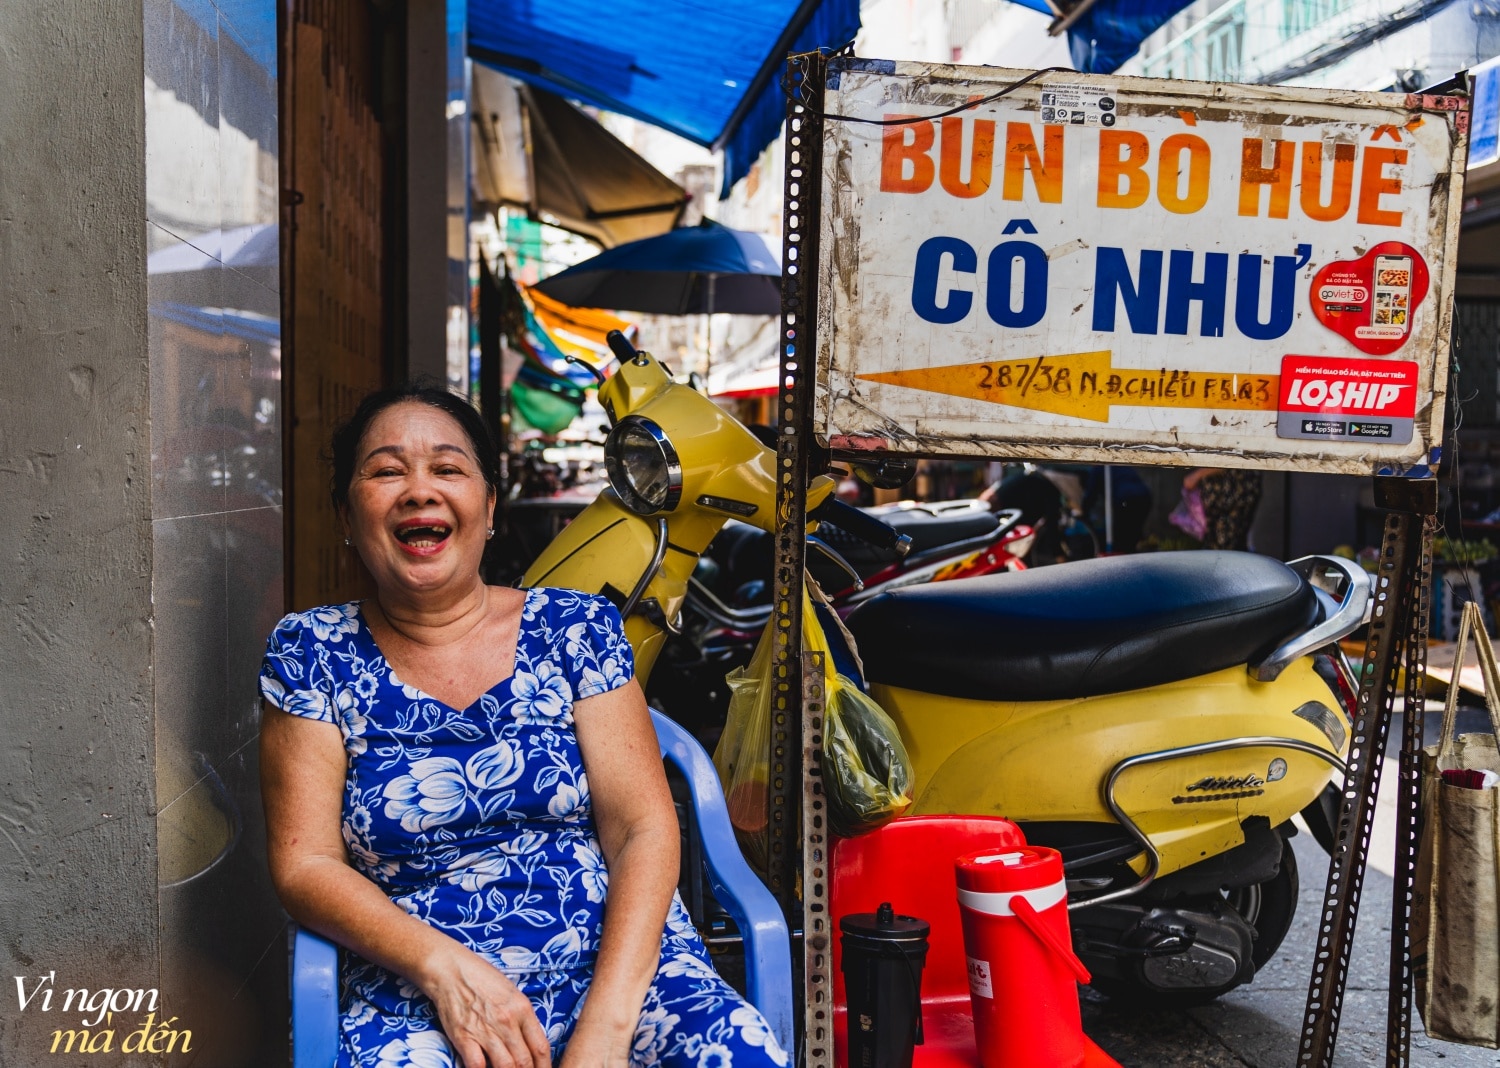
left=714, top=611, right=777, bottom=870
left=713, top=585, right=913, bottom=868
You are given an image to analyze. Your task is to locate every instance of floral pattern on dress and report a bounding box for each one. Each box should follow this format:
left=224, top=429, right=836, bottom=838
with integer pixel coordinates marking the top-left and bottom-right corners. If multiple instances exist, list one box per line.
left=261, top=587, right=786, bottom=1068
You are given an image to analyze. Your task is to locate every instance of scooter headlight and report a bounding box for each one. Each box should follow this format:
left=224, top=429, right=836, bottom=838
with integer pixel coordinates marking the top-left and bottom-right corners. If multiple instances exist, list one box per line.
left=604, top=416, right=682, bottom=514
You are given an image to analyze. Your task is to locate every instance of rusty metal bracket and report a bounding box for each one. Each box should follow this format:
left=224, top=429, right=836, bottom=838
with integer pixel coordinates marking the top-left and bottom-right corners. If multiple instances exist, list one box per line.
left=1386, top=512, right=1434, bottom=1067
left=1297, top=477, right=1436, bottom=1067
left=802, top=652, right=832, bottom=1068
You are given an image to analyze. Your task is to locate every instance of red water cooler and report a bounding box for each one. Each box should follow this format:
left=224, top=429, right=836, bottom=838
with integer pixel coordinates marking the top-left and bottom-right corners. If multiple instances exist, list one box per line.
left=955, top=846, right=1094, bottom=1068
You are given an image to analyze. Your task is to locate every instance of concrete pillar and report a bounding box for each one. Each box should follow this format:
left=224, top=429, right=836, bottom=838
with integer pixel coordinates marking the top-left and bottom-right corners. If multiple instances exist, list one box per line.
left=0, top=3, right=156, bottom=1062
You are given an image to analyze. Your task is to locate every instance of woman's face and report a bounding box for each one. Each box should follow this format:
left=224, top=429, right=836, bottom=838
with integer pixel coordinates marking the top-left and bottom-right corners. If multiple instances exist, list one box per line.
left=344, top=402, right=496, bottom=598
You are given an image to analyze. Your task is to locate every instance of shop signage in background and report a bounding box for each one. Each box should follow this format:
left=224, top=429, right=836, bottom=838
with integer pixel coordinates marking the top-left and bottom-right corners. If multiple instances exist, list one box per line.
left=1473, top=56, right=1500, bottom=170
left=813, top=59, right=1471, bottom=474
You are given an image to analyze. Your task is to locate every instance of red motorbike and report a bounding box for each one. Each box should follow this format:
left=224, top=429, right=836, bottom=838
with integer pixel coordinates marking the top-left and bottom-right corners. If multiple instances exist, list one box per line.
left=644, top=499, right=1034, bottom=744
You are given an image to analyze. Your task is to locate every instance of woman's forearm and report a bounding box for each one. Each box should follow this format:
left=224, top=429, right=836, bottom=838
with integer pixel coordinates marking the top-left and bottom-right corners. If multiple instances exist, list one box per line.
left=274, top=850, right=470, bottom=996
left=569, top=820, right=680, bottom=1047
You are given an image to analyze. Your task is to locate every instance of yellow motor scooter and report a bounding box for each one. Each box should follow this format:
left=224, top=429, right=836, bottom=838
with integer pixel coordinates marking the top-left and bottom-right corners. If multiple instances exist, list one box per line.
left=524, top=333, right=1365, bottom=1003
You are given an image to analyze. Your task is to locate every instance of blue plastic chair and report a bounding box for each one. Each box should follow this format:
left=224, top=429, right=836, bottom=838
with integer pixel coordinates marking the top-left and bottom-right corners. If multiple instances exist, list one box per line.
left=291, top=710, right=794, bottom=1066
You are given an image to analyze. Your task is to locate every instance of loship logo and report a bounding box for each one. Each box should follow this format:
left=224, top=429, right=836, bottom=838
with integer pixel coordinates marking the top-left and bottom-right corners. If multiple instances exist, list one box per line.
left=1282, top=378, right=1406, bottom=413
left=1276, top=355, right=1418, bottom=445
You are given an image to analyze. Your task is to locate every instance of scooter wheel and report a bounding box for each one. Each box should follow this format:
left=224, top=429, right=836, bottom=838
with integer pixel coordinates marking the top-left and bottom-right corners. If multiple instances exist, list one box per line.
left=1090, top=836, right=1299, bottom=1006
left=1229, top=832, right=1299, bottom=972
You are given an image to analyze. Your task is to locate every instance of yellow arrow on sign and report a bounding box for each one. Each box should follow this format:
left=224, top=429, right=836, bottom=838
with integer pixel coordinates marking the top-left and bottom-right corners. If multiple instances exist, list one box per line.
left=858, top=351, right=1280, bottom=424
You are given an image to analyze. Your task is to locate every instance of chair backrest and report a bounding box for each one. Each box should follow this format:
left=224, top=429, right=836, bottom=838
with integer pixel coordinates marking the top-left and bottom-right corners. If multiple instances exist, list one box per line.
left=829, top=815, right=1026, bottom=1004
left=650, top=711, right=794, bottom=1054
left=291, top=927, right=339, bottom=1068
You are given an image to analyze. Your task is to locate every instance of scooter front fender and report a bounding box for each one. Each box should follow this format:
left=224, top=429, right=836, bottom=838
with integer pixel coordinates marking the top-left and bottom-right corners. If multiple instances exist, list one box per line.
left=521, top=490, right=755, bottom=682
left=522, top=493, right=676, bottom=679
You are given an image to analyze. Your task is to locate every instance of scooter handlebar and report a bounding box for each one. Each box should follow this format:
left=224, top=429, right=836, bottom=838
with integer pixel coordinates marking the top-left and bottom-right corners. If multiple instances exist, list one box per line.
left=811, top=498, right=912, bottom=557
left=606, top=330, right=640, bottom=363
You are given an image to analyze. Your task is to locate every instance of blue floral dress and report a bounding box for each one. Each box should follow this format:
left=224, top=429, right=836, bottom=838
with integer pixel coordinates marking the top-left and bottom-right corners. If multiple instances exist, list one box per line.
left=260, top=587, right=788, bottom=1068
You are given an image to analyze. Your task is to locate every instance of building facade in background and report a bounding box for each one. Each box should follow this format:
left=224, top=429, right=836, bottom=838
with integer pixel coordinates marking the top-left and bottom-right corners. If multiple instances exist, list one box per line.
left=1124, top=0, right=1500, bottom=89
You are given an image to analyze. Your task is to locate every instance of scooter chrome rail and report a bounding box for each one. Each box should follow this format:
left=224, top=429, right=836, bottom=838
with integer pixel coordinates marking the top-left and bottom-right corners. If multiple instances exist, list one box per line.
left=1250, top=555, right=1370, bottom=682
left=837, top=530, right=1008, bottom=606
left=621, top=517, right=669, bottom=620
left=688, top=576, right=777, bottom=630
left=683, top=535, right=1003, bottom=630
left=1076, top=736, right=1349, bottom=910
left=1076, top=558, right=1365, bottom=910
left=683, top=533, right=868, bottom=632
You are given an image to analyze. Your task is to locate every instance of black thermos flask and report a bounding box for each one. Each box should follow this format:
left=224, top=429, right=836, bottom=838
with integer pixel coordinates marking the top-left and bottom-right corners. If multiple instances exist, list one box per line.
left=839, top=902, right=930, bottom=1068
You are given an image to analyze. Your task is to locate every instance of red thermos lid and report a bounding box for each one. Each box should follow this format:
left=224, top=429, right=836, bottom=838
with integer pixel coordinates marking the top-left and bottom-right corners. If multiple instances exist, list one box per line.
left=955, top=846, right=1065, bottom=893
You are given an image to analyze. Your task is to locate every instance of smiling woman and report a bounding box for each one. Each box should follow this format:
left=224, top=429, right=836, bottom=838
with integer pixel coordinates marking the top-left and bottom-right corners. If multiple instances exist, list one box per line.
left=259, top=384, right=789, bottom=1068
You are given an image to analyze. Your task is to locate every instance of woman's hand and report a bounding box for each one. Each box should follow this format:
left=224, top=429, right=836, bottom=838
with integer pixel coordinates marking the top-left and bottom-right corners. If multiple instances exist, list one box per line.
left=421, top=946, right=553, bottom=1068
left=1183, top=467, right=1222, bottom=491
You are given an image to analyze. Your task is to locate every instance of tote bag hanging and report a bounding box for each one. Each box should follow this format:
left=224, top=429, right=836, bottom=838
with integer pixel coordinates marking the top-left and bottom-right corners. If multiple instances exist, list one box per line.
left=1414, top=600, right=1500, bottom=1046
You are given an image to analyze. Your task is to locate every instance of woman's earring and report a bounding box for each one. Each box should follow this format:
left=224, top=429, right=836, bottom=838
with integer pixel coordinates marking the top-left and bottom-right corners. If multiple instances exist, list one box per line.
left=486, top=527, right=495, bottom=539
left=344, top=537, right=351, bottom=546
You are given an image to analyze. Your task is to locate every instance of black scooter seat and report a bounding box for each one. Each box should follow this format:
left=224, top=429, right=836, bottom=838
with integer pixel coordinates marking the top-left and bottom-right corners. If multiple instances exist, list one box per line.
left=819, top=502, right=1000, bottom=567
left=844, top=551, right=1319, bottom=701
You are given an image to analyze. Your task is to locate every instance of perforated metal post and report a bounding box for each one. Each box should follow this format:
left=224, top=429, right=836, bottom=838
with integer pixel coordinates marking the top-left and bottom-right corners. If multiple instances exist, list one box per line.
left=1386, top=488, right=1436, bottom=1067
left=768, top=47, right=825, bottom=911
left=1298, top=477, right=1436, bottom=1067
left=802, top=652, right=831, bottom=1068
left=771, top=49, right=828, bottom=1066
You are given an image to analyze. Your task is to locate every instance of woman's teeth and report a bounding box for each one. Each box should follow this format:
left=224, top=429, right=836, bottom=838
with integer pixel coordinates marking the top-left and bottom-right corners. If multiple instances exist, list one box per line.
left=397, top=525, right=451, bottom=547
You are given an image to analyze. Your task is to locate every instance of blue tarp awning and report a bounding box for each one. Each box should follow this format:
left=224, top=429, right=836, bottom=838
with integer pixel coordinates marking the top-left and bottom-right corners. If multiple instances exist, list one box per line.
left=469, top=0, right=861, bottom=196
left=1067, top=0, right=1198, bottom=76
left=470, top=0, right=1194, bottom=196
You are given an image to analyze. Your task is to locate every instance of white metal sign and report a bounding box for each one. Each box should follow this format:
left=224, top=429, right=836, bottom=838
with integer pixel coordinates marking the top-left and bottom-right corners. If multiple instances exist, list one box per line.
left=814, top=59, right=1470, bottom=474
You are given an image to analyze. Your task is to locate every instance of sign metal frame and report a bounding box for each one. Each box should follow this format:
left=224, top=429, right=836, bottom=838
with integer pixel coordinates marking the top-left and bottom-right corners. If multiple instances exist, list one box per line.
left=774, top=51, right=1466, bottom=1068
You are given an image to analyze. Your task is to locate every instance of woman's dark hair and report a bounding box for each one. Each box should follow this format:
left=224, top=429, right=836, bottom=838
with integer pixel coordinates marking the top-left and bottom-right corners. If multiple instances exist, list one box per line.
left=330, top=380, right=500, bottom=511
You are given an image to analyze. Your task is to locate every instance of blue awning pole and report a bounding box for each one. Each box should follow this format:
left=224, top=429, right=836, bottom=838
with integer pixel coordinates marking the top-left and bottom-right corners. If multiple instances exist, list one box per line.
left=1051, top=0, right=1105, bottom=36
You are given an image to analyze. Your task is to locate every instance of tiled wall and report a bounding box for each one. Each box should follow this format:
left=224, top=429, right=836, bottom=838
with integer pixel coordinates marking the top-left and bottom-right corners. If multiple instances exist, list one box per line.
left=145, top=0, right=288, bottom=1062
